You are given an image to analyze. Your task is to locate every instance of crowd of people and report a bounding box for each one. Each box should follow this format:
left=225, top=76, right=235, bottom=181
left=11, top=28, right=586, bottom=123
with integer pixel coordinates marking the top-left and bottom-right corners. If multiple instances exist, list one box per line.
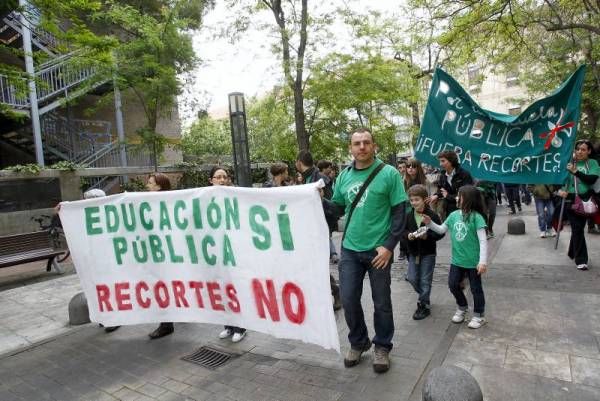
left=67, top=129, right=599, bottom=376
left=321, top=130, right=599, bottom=374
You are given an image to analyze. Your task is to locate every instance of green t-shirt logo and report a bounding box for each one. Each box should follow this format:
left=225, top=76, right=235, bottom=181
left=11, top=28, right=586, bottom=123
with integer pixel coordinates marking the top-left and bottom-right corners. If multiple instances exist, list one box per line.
left=453, top=221, right=468, bottom=241
left=347, top=183, right=369, bottom=208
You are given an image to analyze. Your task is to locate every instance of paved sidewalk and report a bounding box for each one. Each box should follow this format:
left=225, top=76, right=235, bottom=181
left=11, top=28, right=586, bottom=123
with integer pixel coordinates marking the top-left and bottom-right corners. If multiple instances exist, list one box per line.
left=0, top=203, right=599, bottom=400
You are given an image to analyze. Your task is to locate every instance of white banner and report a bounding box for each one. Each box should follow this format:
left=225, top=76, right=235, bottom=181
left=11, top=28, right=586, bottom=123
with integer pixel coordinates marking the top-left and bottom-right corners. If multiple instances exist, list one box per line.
left=59, top=183, right=339, bottom=351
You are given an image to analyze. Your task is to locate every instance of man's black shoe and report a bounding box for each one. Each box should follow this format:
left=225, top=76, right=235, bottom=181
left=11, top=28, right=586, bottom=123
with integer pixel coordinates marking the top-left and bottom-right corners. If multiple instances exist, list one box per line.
left=148, top=324, right=174, bottom=339
left=398, top=251, right=406, bottom=261
left=412, top=303, right=430, bottom=320
left=104, top=326, right=120, bottom=333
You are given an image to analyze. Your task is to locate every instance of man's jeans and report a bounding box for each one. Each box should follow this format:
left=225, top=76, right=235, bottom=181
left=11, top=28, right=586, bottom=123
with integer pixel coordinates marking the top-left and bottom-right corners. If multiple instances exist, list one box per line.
left=339, top=247, right=394, bottom=351
left=534, top=198, right=555, bottom=232
left=407, top=254, right=436, bottom=306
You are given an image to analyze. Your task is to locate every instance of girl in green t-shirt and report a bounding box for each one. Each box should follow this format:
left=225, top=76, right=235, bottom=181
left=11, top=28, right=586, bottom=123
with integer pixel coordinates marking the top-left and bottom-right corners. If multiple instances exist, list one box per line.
left=422, top=185, right=488, bottom=329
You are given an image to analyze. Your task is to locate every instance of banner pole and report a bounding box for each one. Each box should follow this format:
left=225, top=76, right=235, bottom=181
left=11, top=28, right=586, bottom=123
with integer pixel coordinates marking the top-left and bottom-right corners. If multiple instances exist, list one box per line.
left=554, top=196, right=566, bottom=250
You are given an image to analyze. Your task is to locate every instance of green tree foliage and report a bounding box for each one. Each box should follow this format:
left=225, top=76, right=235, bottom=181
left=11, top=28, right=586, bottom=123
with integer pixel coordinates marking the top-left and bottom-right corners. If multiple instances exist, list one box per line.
left=179, top=116, right=232, bottom=162
left=407, top=0, right=600, bottom=139
left=246, top=89, right=297, bottom=162
left=27, top=0, right=213, bottom=150
left=306, top=53, right=420, bottom=158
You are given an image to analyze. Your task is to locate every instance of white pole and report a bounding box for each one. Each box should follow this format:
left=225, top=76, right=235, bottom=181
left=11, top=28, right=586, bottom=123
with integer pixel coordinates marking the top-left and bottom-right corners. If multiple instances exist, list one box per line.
left=19, top=0, right=44, bottom=166
left=113, top=79, right=127, bottom=167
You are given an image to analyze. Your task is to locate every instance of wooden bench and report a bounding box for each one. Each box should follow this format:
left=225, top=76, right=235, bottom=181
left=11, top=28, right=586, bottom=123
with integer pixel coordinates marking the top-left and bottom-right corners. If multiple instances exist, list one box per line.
left=0, top=231, right=66, bottom=273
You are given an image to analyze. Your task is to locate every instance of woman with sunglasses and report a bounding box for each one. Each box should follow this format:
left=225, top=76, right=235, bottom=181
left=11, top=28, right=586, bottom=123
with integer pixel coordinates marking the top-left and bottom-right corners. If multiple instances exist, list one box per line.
left=404, top=158, right=427, bottom=191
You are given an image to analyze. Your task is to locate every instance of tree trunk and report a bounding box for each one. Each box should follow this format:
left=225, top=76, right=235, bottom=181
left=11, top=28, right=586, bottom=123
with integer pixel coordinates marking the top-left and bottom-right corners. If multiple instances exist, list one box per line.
left=410, top=101, right=420, bottom=147
left=266, top=0, right=309, bottom=151
left=295, top=0, right=309, bottom=151
left=294, top=83, right=309, bottom=151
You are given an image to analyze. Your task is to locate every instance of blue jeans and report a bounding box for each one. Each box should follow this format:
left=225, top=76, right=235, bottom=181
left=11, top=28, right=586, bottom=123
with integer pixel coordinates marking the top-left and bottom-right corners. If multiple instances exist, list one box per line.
left=448, top=264, right=485, bottom=316
left=534, top=198, right=555, bottom=232
left=338, top=247, right=394, bottom=351
left=407, top=254, right=436, bottom=306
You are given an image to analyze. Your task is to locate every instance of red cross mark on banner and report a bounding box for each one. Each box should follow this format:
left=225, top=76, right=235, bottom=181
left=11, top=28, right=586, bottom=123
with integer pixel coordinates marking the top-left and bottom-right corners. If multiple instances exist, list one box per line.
left=539, top=120, right=575, bottom=150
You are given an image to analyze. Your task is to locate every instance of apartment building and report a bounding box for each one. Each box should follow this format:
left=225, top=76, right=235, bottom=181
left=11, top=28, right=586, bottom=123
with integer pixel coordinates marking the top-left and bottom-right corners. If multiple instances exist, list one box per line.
left=465, top=65, right=527, bottom=116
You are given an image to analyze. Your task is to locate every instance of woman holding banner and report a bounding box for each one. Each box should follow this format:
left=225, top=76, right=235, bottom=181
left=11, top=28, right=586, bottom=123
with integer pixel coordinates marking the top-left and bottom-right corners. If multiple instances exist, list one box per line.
left=147, top=173, right=178, bottom=339
left=209, top=167, right=248, bottom=343
left=557, top=140, right=600, bottom=271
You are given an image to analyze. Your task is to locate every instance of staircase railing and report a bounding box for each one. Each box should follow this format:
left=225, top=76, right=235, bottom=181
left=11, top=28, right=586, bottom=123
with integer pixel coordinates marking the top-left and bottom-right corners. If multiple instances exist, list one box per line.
left=40, top=113, right=112, bottom=162
left=0, top=51, right=105, bottom=111
left=0, top=74, right=28, bottom=108
left=79, top=142, right=153, bottom=168
left=36, top=56, right=99, bottom=103
left=2, top=10, right=61, bottom=55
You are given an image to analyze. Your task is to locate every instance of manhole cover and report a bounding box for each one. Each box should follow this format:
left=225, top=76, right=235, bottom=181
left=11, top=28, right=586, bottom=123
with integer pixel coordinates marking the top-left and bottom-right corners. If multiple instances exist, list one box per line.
left=181, top=346, right=234, bottom=369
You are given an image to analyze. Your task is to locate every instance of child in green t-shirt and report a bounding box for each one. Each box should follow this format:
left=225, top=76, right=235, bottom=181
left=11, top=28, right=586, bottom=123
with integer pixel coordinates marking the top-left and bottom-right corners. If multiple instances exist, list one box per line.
left=422, top=185, right=488, bottom=329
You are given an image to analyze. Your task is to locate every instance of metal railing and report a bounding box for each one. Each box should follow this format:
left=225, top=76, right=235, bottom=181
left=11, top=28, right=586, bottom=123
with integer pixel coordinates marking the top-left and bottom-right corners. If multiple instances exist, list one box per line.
left=40, top=113, right=112, bottom=162
left=3, top=11, right=61, bottom=54
left=0, top=51, right=103, bottom=110
left=0, top=74, right=28, bottom=108
left=80, top=142, right=153, bottom=168
left=36, top=57, right=98, bottom=103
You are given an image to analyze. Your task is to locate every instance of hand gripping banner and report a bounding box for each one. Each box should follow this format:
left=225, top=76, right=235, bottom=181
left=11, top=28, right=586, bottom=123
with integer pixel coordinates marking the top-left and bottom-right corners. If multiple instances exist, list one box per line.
left=415, top=66, right=586, bottom=184
left=59, top=183, right=340, bottom=351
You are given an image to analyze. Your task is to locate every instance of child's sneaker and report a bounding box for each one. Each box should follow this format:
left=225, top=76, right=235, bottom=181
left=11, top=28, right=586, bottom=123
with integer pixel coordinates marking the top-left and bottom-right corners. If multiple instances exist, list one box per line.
left=232, top=331, right=246, bottom=343
left=468, top=316, right=486, bottom=329
left=218, top=328, right=233, bottom=339
left=451, top=309, right=466, bottom=323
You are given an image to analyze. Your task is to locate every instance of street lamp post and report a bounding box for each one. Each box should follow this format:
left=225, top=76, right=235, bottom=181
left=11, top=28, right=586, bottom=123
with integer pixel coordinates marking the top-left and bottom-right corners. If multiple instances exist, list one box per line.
left=228, top=92, right=252, bottom=187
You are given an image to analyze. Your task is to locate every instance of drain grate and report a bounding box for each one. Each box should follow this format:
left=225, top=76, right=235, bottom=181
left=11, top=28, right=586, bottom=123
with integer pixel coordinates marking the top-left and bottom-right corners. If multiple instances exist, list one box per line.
left=181, top=346, right=234, bottom=369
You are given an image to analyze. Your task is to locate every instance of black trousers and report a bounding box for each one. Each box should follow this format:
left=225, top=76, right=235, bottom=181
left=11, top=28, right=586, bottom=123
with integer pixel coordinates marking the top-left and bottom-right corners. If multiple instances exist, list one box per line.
left=448, top=264, right=485, bottom=315
left=566, top=209, right=589, bottom=265
left=506, top=186, right=521, bottom=212
left=330, top=275, right=340, bottom=298
left=224, top=325, right=246, bottom=334
left=485, top=197, right=496, bottom=233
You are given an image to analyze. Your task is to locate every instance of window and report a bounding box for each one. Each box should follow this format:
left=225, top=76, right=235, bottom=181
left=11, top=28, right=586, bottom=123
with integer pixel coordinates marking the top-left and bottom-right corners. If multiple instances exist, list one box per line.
left=506, top=69, right=519, bottom=87
left=508, top=106, right=521, bottom=116
left=468, top=66, right=480, bottom=83
left=468, top=65, right=481, bottom=92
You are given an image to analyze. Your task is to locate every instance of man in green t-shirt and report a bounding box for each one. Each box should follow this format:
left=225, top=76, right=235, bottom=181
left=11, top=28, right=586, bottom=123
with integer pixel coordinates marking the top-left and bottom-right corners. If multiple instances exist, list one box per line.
left=325, top=128, right=407, bottom=374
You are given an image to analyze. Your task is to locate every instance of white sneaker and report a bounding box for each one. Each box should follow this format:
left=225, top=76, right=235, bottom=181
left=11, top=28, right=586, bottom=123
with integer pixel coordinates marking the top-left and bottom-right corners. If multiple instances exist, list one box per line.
left=539, top=231, right=547, bottom=238
left=218, top=328, right=233, bottom=339
left=577, top=264, right=589, bottom=270
left=452, top=309, right=467, bottom=323
left=232, top=331, right=246, bottom=343
left=547, top=228, right=557, bottom=237
left=468, top=316, right=486, bottom=329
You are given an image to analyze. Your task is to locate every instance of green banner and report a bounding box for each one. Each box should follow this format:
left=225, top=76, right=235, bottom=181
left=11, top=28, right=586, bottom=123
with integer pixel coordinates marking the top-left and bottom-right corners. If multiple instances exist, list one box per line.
left=415, top=66, right=586, bottom=184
